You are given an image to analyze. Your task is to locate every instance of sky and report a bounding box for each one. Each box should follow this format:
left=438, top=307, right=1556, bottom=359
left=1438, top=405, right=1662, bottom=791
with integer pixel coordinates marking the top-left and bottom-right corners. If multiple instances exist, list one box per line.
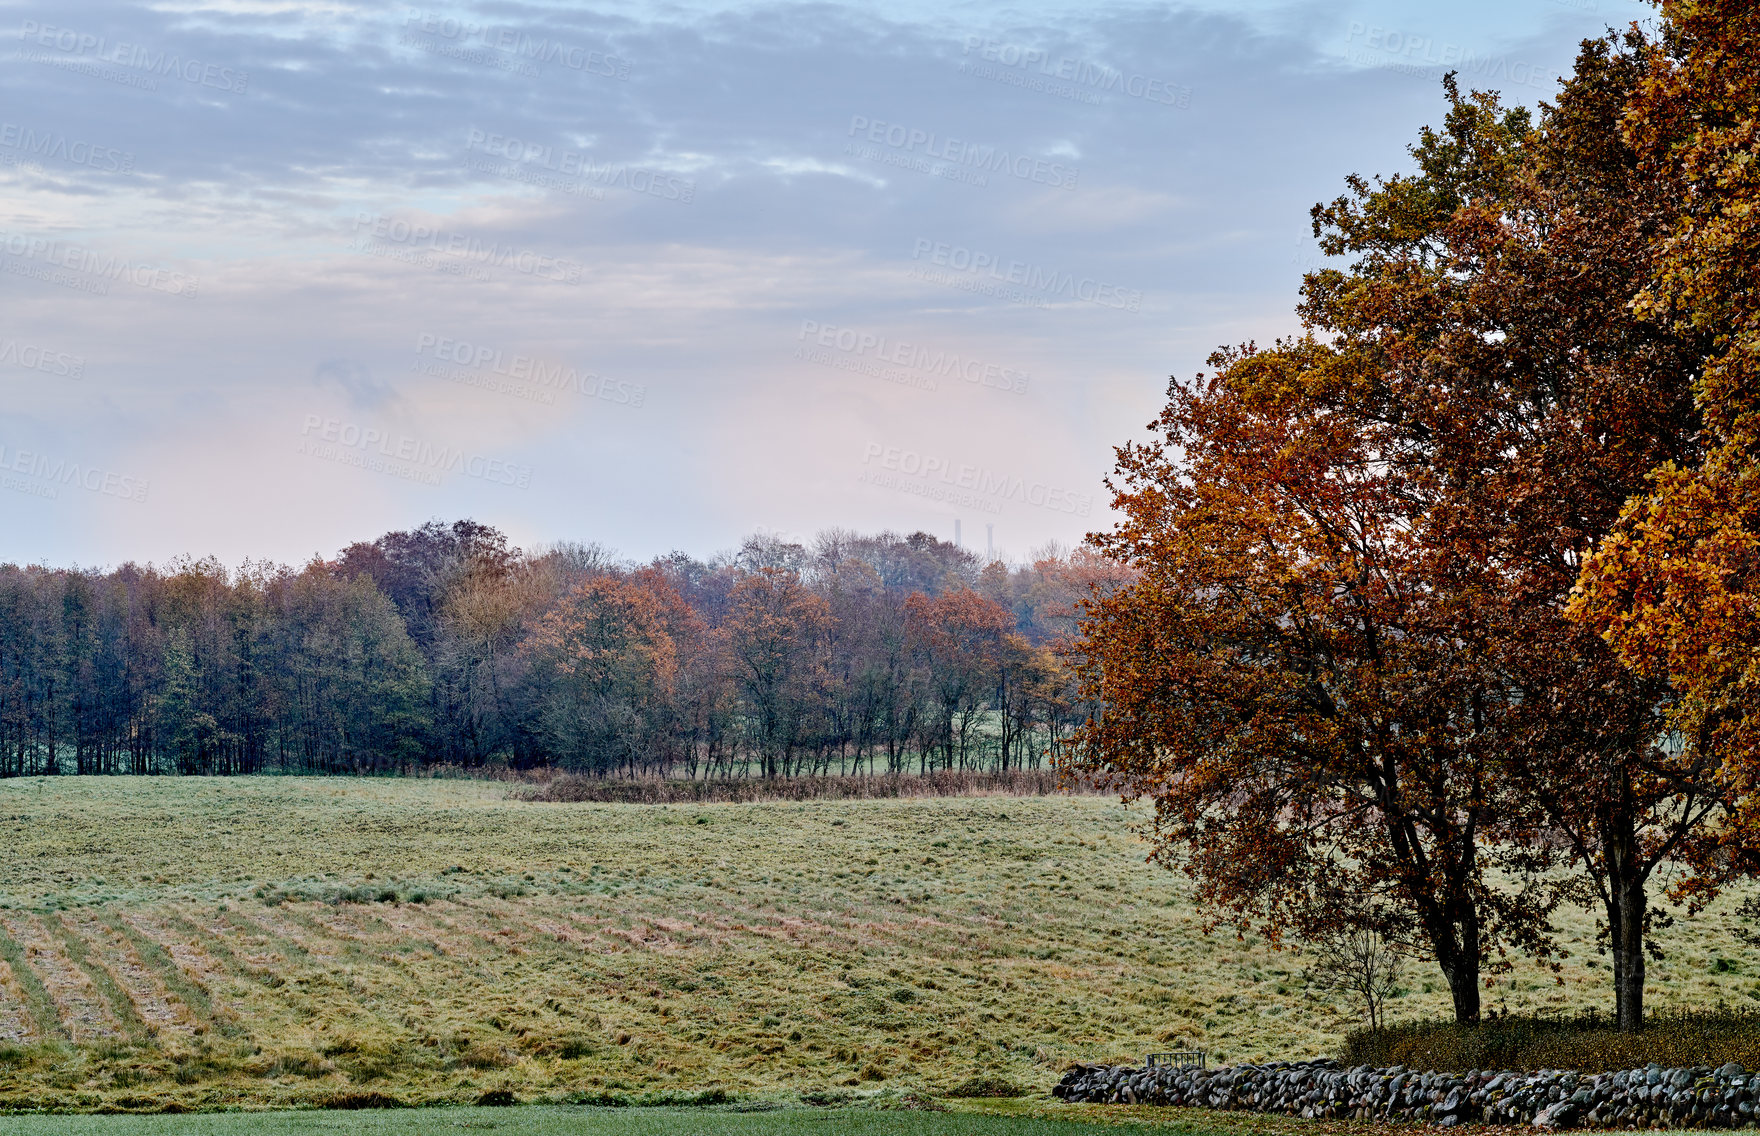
left=0, top=0, right=1653, bottom=570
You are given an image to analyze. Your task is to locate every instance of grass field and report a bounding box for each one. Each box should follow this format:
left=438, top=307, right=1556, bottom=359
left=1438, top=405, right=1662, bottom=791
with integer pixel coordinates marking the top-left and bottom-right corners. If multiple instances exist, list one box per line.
left=0, top=1098, right=1517, bottom=1136
left=0, top=1101, right=1170, bottom=1136
left=0, top=777, right=1757, bottom=1115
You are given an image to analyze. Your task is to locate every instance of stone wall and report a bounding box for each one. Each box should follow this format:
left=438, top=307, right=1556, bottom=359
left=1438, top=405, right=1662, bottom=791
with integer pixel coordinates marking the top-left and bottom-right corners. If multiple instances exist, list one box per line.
left=1053, top=1057, right=1760, bottom=1128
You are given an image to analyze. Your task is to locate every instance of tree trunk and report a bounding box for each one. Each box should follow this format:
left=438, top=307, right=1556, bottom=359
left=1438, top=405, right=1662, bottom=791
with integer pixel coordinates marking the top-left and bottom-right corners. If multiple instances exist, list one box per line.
left=1443, top=956, right=1481, bottom=1023
left=1611, top=874, right=1645, bottom=1031
left=1603, top=783, right=1646, bottom=1032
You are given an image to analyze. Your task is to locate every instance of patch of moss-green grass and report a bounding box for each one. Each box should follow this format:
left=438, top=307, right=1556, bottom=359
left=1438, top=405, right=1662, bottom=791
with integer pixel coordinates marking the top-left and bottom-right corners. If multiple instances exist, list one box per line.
left=0, top=1102, right=1149, bottom=1135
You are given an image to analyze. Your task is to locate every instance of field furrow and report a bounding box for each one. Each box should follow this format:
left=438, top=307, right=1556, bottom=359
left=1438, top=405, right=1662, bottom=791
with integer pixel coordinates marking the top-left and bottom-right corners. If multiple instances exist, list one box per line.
left=394, top=903, right=508, bottom=965
left=0, top=958, right=35, bottom=1042
left=113, top=910, right=242, bottom=1037
left=64, top=910, right=195, bottom=1041
left=124, top=912, right=233, bottom=1002
left=0, top=914, right=121, bottom=1042
left=516, top=908, right=621, bottom=955
left=200, top=908, right=292, bottom=970
left=242, top=906, right=329, bottom=963
left=42, top=912, right=152, bottom=1039
left=364, top=905, right=501, bottom=994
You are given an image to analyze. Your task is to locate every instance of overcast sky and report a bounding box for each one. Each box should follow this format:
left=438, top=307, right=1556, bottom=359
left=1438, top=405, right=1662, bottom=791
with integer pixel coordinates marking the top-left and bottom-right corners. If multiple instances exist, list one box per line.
left=0, top=0, right=1650, bottom=569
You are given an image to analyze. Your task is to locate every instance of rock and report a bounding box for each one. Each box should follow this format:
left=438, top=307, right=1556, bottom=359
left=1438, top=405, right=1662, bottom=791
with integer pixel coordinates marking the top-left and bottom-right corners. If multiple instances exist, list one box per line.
left=1723, top=1063, right=1749, bottom=1079
left=1536, top=1100, right=1582, bottom=1130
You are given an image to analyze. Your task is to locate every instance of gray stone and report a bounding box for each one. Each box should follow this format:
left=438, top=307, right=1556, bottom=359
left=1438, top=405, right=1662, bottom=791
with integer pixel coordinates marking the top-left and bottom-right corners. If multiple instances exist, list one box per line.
left=1536, top=1100, right=1582, bottom=1130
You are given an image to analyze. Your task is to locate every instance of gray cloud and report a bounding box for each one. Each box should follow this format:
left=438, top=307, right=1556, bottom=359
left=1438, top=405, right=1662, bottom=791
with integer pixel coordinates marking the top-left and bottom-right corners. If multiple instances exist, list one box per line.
left=0, top=0, right=1625, bottom=566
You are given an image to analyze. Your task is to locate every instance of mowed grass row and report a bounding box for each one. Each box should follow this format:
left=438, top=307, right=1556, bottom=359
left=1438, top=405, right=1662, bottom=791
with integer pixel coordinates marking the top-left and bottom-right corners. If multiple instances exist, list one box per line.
left=0, top=777, right=1757, bottom=1112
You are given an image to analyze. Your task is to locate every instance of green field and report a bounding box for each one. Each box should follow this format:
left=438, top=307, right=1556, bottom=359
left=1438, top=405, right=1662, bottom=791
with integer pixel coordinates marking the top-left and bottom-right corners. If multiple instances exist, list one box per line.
left=0, top=1102, right=1167, bottom=1136
left=0, top=777, right=1756, bottom=1116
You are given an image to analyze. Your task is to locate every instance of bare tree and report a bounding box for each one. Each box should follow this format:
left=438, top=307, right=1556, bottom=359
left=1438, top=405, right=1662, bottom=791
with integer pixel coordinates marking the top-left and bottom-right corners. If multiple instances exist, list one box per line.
left=1302, top=929, right=1404, bottom=1031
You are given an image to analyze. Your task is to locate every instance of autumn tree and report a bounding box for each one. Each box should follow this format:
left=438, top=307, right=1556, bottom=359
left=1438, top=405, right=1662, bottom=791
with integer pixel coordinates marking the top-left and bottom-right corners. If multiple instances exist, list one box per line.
left=1300, top=47, right=1714, bottom=1030
left=1572, top=4, right=1760, bottom=898
left=1071, top=339, right=1557, bottom=1024
left=268, top=567, right=429, bottom=772
left=723, top=567, right=829, bottom=778
left=524, top=574, right=678, bottom=776
left=994, top=633, right=1060, bottom=772
left=1075, top=44, right=1716, bottom=1026
left=906, top=589, right=1012, bottom=772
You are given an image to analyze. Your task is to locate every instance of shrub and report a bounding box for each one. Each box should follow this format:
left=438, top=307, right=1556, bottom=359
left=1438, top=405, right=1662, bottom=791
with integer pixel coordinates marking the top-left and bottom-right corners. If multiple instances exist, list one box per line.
left=96, top=1096, right=188, bottom=1114
left=944, top=1075, right=1026, bottom=1098
left=270, top=1053, right=330, bottom=1078
left=869, top=1089, right=949, bottom=1111
left=800, top=1088, right=858, bottom=1107
left=1343, top=1008, right=1760, bottom=1072
left=565, top=1088, right=732, bottom=1107
left=323, top=1091, right=405, bottom=1109
left=522, top=769, right=1078, bottom=804
left=475, top=1089, right=517, bottom=1106
left=456, top=1044, right=513, bottom=1070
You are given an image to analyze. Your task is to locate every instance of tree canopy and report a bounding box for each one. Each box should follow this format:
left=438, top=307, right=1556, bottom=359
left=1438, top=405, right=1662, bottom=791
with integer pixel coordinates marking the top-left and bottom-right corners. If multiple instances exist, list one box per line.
left=1072, top=16, right=1737, bottom=1028
left=0, top=522, right=1120, bottom=782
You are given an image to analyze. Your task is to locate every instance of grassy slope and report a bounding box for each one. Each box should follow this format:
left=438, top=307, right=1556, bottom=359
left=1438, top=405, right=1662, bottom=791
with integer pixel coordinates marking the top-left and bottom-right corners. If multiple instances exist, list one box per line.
left=0, top=777, right=1755, bottom=1113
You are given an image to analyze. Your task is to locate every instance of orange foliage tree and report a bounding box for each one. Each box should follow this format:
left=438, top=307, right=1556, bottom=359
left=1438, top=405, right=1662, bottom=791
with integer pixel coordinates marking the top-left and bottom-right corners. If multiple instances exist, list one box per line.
left=1572, top=4, right=1760, bottom=901
left=905, top=588, right=1013, bottom=772
left=1070, top=339, right=1557, bottom=1024
left=524, top=574, right=679, bottom=775
left=723, top=567, right=830, bottom=778
left=1074, top=41, right=1718, bottom=1026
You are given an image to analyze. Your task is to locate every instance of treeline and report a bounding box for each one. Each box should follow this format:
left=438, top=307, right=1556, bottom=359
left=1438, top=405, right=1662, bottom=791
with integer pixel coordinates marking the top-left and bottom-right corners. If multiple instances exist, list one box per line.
left=0, top=522, right=1129, bottom=779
